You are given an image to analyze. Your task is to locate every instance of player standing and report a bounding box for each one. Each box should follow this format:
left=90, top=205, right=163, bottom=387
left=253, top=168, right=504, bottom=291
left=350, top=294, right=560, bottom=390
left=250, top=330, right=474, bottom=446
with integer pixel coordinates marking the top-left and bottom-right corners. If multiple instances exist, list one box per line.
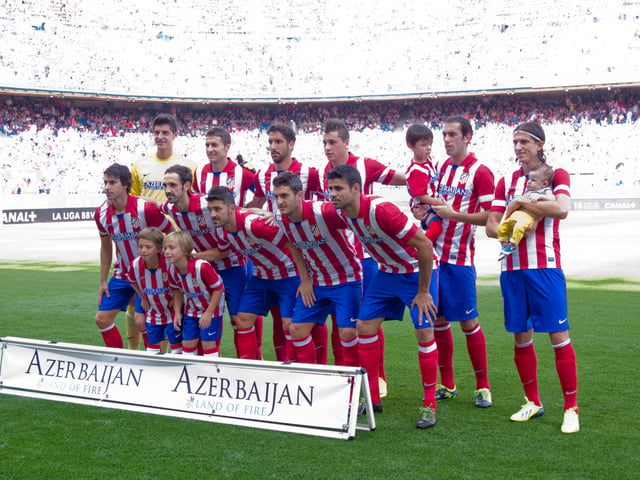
left=327, top=164, right=440, bottom=429
left=127, top=113, right=196, bottom=350
left=272, top=171, right=362, bottom=366
left=93, top=163, right=172, bottom=349
left=431, top=115, right=494, bottom=409
left=192, top=126, right=256, bottom=206
left=486, top=122, right=579, bottom=433
left=160, top=164, right=248, bottom=356
left=207, top=186, right=313, bottom=361
left=247, top=123, right=326, bottom=362
left=322, top=118, right=406, bottom=394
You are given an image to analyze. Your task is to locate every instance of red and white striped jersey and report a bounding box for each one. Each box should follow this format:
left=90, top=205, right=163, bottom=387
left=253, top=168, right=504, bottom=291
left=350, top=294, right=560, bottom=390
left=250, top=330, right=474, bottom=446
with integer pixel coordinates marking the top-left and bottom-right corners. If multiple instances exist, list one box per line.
left=168, top=258, right=224, bottom=318
left=254, top=158, right=323, bottom=213
left=160, top=194, right=245, bottom=270
left=215, top=209, right=298, bottom=280
left=322, top=152, right=397, bottom=198
left=406, top=157, right=439, bottom=202
left=127, top=255, right=173, bottom=325
left=435, top=153, right=495, bottom=266
left=276, top=200, right=362, bottom=286
left=337, top=195, right=420, bottom=274
left=95, top=195, right=171, bottom=280
left=491, top=166, right=570, bottom=271
left=193, top=158, right=255, bottom=207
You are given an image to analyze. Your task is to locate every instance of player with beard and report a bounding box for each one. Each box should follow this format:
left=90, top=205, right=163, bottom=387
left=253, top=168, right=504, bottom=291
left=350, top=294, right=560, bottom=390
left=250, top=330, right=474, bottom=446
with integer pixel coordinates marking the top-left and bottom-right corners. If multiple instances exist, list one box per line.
left=246, top=123, right=327, bottom=363
left=207, top=186, right=313, bottom=361
left=327, top=164, right=440, bottom=429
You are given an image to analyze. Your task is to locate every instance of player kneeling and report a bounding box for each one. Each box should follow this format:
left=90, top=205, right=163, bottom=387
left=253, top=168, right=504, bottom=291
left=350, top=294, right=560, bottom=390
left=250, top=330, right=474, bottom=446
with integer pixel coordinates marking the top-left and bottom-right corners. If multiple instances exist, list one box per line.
left=164, top=231, right=225, bottom=357
left=127, top=228, right=183, bottom=353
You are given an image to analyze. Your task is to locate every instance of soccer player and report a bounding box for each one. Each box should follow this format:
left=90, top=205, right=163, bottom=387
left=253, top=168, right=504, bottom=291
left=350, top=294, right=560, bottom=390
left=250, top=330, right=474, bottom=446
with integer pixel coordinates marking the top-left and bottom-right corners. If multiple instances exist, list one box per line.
left=430, top=115, right=494, bottom=409
left=160, top=164, right=248, bottom=356
left=93, top=163, right=172, bottom=349
left=192, top=126, right=256, bottom=206
left=246, top=122, right=326, bottom=362
left=127, top=113, right=196, bottom=350
left=127, top=227, right=183, bottom=354
left=164, top=231, right=225, bottom=357
left=272, top=171, right=362, bottom=366
left=207, top=186, right=313, bottom=361
left=327, top=164, right=440, bottom=429
left=486, top=122, right=579, bottom=434
left=322, top=118, right=405, bottom=392
left=130, top=114, right=196, bottom=201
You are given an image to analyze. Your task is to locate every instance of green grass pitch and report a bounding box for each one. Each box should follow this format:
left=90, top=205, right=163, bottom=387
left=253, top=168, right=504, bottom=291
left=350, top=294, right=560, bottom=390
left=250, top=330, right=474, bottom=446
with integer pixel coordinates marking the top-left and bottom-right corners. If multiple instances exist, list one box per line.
left=0, top=262, right=639, bottom=479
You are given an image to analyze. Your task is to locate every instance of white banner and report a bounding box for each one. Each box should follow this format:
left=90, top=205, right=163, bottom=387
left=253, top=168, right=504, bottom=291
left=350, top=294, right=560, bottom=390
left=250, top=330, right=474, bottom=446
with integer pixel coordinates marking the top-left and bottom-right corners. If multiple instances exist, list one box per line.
left=0, top=337, right=375, bottom=439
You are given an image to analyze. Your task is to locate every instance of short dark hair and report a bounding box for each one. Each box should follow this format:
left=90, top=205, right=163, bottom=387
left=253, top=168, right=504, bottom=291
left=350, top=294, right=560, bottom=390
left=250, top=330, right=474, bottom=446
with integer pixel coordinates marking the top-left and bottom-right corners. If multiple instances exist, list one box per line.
left=206, top=186, right=235, bottom=205
left=267, top=123, right=296, bottom=143
left=445, top=115, right=473, bottom=138
left=206, top=126, right=231, bottom=146
left=104, top=163, right=132, bottom=192
left=326, top=164, right=362, bottom=189
left=165, top=165, right=192, bottom=186
left=152, top=113, right=178, bottom=133
left=323, top=118, right=349, bottom=141
left=272, top=171, right=302, bottom=194
left=406, top=124, right=433, bottom=146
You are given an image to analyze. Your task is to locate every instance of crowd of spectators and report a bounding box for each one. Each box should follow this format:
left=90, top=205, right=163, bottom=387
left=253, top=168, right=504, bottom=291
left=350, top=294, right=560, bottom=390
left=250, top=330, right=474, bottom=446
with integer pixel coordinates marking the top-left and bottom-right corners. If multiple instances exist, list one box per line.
left=1, top=0, right=639, bottom=98
left=2, top=88, right=639, bottom=199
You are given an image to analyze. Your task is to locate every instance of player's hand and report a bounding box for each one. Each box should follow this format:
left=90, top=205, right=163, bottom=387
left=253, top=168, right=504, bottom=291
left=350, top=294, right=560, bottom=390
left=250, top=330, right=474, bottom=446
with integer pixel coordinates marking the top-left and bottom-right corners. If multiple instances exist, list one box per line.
left=411, top=291, right=438, bottom=326
left=257, top=210, right=275, bottom=226
left=296, top=279, right=316, bottom=308
left=432, top=202, right=455, bottom=220
left=141, top=299, right=150, bottom=312
left=97, top=281, right=110, bottom=307
left=199, top=311, right=212, bottom=329
left=525, top=220, right=539, bottom=237
left=173, top=314, right=183, bottom=332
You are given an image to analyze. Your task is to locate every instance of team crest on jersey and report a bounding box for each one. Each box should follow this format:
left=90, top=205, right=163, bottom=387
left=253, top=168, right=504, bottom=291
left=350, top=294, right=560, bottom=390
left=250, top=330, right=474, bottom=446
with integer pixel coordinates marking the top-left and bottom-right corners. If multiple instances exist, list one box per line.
left=226, top=178, right=236, bottom=189
left=131, top=217, right=140, bottom=229
left=365, top=225, right=377, bottom=236
left=459, top=172, right=469, bottom=184
left=310, top=224, right=321, bottom=237
left=197, top=215, right=206, bottom=227
left=191, top=278, right=199, bottom=287
left=162, top=273, right=168, bottom=282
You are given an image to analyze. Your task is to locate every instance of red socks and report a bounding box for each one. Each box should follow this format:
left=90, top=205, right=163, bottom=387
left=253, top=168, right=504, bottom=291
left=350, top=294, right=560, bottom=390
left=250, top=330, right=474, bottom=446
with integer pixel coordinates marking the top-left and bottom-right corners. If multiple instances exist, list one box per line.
left=463, top=324, right=490, bottom=390
left=419, top=340, right=438, bottom=409
left=100, top=323, right=123, bottom=349
left=514, top=341, right=541, bottom=405
left=434, top=322, right=454, bottom=389
left=553, top=340, right=578, bottom=411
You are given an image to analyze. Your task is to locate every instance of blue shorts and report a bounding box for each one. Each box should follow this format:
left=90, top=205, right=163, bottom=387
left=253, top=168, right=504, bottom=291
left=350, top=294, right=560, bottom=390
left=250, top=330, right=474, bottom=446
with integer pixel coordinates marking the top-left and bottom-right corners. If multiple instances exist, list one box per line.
left=134, top=295, right=145, bottom=314
left=182, top=315, right=224, bottom=342
left=99, top=277, right=136, bottom=312
left=359, top=270, right=438, bottom=329
left=361, top=257, right=405, bottom=320
left=219, top=265, right=248, bottom=316
left=437, top=262, right=477, bottom=321
left=500, top=268, right=569, bottom=333
left=293, top=282, right=361, bottom=329
left=238, top=276, right=299, bottom=319
left=147, top=322, right=182, bottom=345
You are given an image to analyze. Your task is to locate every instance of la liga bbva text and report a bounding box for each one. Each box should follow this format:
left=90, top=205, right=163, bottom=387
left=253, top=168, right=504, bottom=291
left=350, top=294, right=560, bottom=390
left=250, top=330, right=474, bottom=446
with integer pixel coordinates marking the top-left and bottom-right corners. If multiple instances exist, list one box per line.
left=24, top=350, right=315, bottom=416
